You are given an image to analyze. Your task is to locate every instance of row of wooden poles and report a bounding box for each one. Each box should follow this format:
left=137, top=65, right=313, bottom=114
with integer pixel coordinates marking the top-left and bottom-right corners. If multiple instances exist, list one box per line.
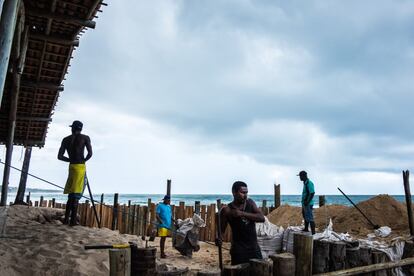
left=26, top=193, right=278, bottom=243
left=104, top=233, right=414, bottom=276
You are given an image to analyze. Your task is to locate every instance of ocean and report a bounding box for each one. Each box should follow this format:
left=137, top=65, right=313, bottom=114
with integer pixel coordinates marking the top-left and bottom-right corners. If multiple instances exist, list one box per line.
left=5, top=192, right=412, bottom=207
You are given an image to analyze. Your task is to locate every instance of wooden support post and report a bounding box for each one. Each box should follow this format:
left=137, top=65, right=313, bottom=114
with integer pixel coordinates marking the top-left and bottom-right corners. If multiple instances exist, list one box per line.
left=262, top=200, right=268, bottom=215
left=14, top=146, right=32, bottom=204
left=270, top=253, right=296, bottom=276
left=0, top=1, right=24, bottom=206
left=274, top=184, right=281, bottom=209
left=293, top=232, right=313, bottom=276
left=39, top=196, right=44, bottom=207
left=51, top=198, right=55, bottom=208
left=179, top=201, right=185, bottom=220
left=319, top=195, right=325, bottom=207
left=109, top=248, right=131, bottom=276
left=0, top=0, right=20, bottom=102
left=217, top=199, right=222, bottom=211
left=112, top=193, right=119, bottom=230
left=403, top=170, right=414, bottom=236
left=167, top=179, right=171, bottom=197
left=402, top=240, right=414, bottom=275
left=250, top=258, right=272, bottom=276
left=195, top=201, right=201, bottom=215
left=26, top=191, right=30, bottom=204
left=313, top=239, right=330, bottom=274
left=223, top=263, right=250, bottom=276
left=345, top=247, right=360, bottom=269
left=372, top=251, right=390, bottom=276
left=100, top=193, right=104, bottom=226
left=329, top=241, right=346, bottom=272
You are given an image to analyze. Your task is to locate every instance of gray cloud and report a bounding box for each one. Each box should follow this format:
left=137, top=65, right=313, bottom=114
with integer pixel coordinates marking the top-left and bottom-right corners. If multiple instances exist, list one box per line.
left=57, top=0, right=414, bottom=182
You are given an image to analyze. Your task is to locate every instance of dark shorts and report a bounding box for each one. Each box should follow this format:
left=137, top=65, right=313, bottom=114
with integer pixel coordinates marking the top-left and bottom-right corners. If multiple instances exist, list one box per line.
left=302, top=204, right=314, bottom=222
left=230, top=242, right=262, bottom=265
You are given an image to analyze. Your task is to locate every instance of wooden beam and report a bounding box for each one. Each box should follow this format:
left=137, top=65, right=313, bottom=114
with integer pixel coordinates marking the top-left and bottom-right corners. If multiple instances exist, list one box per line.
left=314, top=256, right=414, bottom=276
left=0, top=115, right=52, bottom=122
left=21, top=80, right=64, bottom=91
left=0, top=0, right=20, bottom=105
left=87, top=0, right=103, bottom=19
left=30, top=32, right=79, bottom=46
left=27, top=8, right=96, bottom=29
left=45, top=0, right=57, bottom=35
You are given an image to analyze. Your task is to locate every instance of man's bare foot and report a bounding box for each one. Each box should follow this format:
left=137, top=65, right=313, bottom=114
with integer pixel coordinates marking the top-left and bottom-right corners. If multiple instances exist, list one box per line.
left=161, top=253, right=167, bottom=258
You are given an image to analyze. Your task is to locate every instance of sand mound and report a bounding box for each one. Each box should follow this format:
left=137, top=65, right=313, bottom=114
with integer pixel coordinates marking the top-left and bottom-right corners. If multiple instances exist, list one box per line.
left=333, top=194, right=408, bottom=235
left=267, top=195, right=409, bottom=237
left=267, top=204, right=349, bottom=230
left=0, top=206, right=229, bottom=275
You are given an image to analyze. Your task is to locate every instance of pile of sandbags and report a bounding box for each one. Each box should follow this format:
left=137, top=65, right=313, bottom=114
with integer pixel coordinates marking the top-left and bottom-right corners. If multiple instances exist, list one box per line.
left=256, top=217, right=284, bottom=258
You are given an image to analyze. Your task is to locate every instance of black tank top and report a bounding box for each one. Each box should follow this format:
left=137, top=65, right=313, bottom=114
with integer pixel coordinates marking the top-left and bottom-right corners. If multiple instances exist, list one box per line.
left=228, top=199, right=257, bottom=245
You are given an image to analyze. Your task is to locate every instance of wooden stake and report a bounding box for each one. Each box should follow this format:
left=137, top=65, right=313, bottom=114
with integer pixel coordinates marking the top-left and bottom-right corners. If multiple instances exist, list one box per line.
left=403, top=170, right=414, bottom=236
left=329, top=241, right=346, bottom=271
left=319, top=195, right=325, bottom=207
left=270, top=253, right=296, bottom=276
left=109, top=248, right=131, bottom=276
left=250, top=258, right=272, bottom=275
left=167, top=179, right=171, bottom=197
left=223, top=263, right=250, bottom=276
left=112, top=193, right=119, bottom=230
left=274, top=184, right=281, bottom=209
left=293, top=232, right=313, bottom=276
left=313, top=239, right=330, bottom=273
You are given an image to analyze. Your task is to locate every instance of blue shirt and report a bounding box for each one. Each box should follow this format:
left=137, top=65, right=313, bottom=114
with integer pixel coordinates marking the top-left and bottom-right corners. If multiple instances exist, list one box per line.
left=301, top=179, right=315, bottom=205
left=156, top=203, right=172, bottom=229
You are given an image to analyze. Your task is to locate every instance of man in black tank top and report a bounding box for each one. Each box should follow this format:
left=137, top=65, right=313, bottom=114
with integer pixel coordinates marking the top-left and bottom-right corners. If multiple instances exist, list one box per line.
left=218, top=181, right=265, bottom=265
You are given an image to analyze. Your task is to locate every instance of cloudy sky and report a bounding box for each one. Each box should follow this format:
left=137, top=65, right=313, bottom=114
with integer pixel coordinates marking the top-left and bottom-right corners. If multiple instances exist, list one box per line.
left=4, top=0, right=414, bottom=195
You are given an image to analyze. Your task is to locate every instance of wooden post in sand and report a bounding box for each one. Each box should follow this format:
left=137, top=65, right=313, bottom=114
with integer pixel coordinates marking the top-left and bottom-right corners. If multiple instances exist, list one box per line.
left=195, top=201, right=201, bottom=214
left=100, top=194, right=104, bottom=227
left=372, top=250, right=391, bottom=276
left=319, top=196, right=325, bottom=207
left=250, top=258, right=272, bottom=275
left=112, top=193, right=119, bottom=230
left=262, top=200, right=268, bottom=215
left=313, top=239, right=330, bottom=273
left=109, top=248, right=131, bottom=276
left=167, top=179, right=171, bottom=197
left=274, top=184, right=281, bottom=209
left=294, top=232, right=313, bottom=276
left=26, top=192, right=30, bottom=204
left=223, top=263, right=250, bottom=275
left=329, top=241, right=346, bottom=271
left=51, top=198, right=55, bottom=208
left=402, top=240, right=414, bottom=275
left=270, top=253, right=296, bottom=276
left=39, top=196, right=44, bottom=207
left=216, top=199, right=222, bottom=211
left=403, top=170, right=414, bottom=236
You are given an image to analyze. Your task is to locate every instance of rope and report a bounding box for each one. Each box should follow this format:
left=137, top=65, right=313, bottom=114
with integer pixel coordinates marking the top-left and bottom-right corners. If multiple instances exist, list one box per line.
left=0, top=159, right=230, bottom=251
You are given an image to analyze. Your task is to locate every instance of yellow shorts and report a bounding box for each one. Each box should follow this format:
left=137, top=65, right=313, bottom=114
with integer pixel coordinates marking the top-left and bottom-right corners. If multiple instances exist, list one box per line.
left=158, top=227, right=169, bottom=237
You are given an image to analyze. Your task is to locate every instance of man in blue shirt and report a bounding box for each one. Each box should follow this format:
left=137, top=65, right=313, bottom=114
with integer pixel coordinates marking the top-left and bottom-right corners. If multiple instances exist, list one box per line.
left=156, top=195, right=172, bottom=258
left=298, top=171, right=316, bottom=234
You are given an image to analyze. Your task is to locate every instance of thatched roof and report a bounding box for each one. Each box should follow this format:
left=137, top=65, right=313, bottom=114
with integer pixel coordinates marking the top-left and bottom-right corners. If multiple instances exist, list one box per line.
left=0, top=0, right=105, bottom=147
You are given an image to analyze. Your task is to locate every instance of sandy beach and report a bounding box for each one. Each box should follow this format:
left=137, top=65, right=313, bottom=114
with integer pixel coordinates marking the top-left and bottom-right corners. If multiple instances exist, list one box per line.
left=0, top=206, right=229, bottom=275
left=0, top=195, right=411, bottom=275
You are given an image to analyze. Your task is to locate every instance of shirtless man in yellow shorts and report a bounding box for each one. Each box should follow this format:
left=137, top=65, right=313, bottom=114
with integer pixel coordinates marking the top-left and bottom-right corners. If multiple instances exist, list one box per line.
left=58, top=120, right=92, bottom=226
